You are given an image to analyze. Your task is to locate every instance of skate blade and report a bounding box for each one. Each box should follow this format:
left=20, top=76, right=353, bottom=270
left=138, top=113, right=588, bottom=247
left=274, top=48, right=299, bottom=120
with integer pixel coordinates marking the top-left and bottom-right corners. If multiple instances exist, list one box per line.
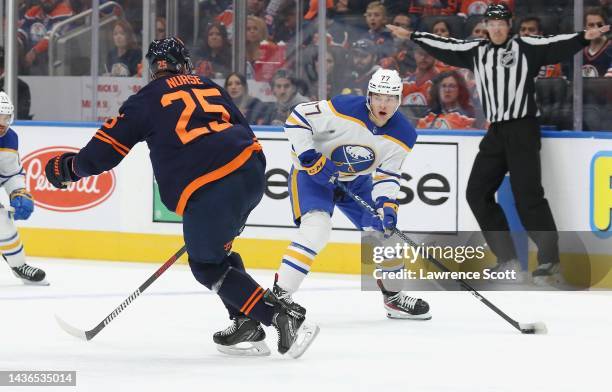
left=287, top=322, right=320, bottom=359
left=385, top=305, right=432, bottom=320
left=386, top=310, right=432, bottom=320
left=21, top=278, right=50, bottom=286
left=216, top=340, right=271, bottom=357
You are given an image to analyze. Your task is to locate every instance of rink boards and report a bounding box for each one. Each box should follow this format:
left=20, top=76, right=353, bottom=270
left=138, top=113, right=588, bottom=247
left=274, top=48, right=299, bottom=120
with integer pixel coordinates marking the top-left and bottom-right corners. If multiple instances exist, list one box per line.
left=9, top=122, right=612, bottom=278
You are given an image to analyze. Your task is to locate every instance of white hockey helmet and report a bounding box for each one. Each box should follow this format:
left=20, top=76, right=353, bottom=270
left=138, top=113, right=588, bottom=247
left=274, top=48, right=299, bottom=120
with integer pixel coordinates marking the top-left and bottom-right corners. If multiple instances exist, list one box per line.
left=0, top=91, right=14, bottom=127
left=366, top=68, right=402, bottom=115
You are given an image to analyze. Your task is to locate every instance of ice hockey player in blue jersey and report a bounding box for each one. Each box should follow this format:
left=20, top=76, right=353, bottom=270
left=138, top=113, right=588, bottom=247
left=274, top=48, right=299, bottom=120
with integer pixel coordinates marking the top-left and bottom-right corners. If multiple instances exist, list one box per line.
left=273, top=69, right=432, bottom=320
left=44, top=37, right=318, bottom=358
left=0, top=91, right=46, bottom=285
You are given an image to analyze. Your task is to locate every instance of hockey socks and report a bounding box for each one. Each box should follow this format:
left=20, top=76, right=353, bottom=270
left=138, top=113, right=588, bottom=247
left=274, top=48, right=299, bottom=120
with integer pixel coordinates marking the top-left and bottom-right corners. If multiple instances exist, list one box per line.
left=278, top=242, right=317, bottom=294
left=1, top=231, right=25, bottom=267
left=189, top=259, right=274, bottom=326
left=219, top=253, right=247, bottom=319
left=277, top=211, right=331, bottom=293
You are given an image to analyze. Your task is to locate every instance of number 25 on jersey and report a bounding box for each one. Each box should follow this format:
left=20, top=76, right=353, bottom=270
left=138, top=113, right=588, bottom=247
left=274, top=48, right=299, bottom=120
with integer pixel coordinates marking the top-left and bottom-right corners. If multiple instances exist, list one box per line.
left=161, top=87, right=233, bottom=144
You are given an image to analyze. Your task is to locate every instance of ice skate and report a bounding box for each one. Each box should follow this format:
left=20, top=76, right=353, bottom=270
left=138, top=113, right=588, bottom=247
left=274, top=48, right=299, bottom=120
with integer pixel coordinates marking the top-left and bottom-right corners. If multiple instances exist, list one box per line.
left=263, top=289, right=319, bottom=359
left=213, top=316, right=270, bottom=357
left=378, top=280, right=431, bottom=320
left=272, top=273, right=306, bottom=318
left=11, top=263, right=49, bottom=286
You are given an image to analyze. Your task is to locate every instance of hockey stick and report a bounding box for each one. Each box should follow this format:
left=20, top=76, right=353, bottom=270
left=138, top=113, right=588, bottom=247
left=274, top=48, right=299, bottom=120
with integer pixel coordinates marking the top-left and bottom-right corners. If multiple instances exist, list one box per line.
left=55, top=245, right=187, bottom=341
left=335, top=180, right=547, bottom=335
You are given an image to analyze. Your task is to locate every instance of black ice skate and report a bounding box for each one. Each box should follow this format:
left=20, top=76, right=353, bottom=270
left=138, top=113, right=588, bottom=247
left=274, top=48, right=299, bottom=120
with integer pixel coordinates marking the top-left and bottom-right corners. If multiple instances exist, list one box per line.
left=11, top=264, right=49, bottom=286
left=272, top=274, right=306, bottom=319
left=213, top=316, right=270, bottom=356
left=378, top=280, right=431, bottom=320
left=263, top=289, right=319, bottom=359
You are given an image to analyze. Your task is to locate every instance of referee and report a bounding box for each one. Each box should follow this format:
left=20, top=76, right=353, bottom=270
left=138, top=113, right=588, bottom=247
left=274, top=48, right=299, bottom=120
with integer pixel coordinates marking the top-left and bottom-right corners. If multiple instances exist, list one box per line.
left=387, top=4, right=610, bottom=284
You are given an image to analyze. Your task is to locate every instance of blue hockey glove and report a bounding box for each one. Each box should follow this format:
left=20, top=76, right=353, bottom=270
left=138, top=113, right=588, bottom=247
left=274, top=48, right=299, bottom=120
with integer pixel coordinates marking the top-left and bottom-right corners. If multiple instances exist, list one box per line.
left=45, top=153, right=80, bottom=189
left=298, top=149, right=339, bottom=189
left=10, top=189, right=34, bottom=220
left=372, top=198, right=398, bottom=237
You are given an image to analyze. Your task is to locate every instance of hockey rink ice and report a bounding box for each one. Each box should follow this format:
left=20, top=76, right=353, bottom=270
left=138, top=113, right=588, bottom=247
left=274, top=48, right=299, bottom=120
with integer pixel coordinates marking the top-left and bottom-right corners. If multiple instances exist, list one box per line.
left=1, top=257, right=609, bottom=392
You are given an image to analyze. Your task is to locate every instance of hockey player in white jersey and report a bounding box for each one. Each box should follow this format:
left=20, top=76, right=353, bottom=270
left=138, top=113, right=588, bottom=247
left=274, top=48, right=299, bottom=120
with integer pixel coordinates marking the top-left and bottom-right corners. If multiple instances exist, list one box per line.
left=0, top=92, right=47, bottom=285
left=272, top=69, right=431, bottom=320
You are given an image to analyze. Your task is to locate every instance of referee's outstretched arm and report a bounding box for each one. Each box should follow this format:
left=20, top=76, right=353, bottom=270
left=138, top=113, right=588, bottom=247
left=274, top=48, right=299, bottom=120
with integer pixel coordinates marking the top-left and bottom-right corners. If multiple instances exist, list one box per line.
left=407, top=32, right=483, bottom=69
left=519, top=32, right=591, bottom=66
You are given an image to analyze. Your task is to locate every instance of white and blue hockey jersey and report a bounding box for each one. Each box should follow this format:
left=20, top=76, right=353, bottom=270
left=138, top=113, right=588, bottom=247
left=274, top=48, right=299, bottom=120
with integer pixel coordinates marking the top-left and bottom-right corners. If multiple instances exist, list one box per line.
left=284, top=95, right=417, bottom=202
left=0, top=129, right=26, bottom=196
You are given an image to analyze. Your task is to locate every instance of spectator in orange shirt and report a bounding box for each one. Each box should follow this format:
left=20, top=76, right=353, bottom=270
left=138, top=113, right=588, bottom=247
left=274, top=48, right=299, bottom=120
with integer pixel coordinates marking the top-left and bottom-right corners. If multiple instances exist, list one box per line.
left=406, top=0, right=459, bottom=17
left=417, top=71, right=478, bottom=129
left=430, top=19, right=458, bottom=74
left=518, top=16, right=563, bottom=78
left=401, top=46, right=438, bottom=106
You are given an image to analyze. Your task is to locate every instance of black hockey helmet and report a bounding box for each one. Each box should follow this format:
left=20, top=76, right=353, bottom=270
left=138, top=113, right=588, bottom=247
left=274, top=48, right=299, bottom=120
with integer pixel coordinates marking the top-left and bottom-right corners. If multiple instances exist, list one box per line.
left=484, top=4, right=513, bottom=21
left=145, top=37, right=194, bottom=77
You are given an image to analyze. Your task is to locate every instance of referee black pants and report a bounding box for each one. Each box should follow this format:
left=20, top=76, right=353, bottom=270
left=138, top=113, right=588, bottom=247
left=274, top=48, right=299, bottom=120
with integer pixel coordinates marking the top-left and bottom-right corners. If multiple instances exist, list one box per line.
left=466, top=117, right=559, bottom=265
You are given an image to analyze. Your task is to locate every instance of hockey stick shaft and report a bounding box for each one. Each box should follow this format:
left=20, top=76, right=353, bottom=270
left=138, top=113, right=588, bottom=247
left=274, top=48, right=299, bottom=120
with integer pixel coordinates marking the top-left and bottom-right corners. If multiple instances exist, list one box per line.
left=82, top=245, right=187, bottom=340
left=335, top=181, right=527, bottom=333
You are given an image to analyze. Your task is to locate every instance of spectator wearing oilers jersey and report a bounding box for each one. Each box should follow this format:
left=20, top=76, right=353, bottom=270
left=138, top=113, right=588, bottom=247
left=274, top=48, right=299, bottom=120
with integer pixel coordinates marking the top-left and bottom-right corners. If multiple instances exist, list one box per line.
left=18, top=0, right=74, bottom=75
left=387, top=4, right=611, bottom=285
left=582, top=7, right=612, bottom=77
left=44, top=37, right=319, bottom=359
left=401, top=45, right=438, bottom=106
left=417, top=71, right=478, bottom=129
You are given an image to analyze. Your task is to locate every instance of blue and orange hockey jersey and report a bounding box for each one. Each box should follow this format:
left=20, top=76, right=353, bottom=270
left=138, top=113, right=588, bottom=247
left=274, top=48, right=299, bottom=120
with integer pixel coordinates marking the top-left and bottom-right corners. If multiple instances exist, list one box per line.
left=74, top=74, right=262, bottom=215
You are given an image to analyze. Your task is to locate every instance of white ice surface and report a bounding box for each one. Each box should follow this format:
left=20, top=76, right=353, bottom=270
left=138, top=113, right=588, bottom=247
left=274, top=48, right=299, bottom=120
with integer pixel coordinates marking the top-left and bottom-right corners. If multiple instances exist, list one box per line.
left=0, top=257, right=610, bottom=392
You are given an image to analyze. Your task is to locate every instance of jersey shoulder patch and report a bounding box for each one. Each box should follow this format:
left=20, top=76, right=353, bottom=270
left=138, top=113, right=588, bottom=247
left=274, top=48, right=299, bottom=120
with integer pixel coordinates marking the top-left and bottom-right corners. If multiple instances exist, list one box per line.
left=381, top=113, right=417, bottom=152
left=0, top=129, right=19, bottom=151
left=328, top=95, right=369, bottom=127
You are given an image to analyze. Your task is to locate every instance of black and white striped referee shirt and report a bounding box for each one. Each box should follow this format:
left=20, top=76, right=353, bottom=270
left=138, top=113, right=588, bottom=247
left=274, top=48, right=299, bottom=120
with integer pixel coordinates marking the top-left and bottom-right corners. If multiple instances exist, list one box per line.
left=411, top=31, right=590, bottom=124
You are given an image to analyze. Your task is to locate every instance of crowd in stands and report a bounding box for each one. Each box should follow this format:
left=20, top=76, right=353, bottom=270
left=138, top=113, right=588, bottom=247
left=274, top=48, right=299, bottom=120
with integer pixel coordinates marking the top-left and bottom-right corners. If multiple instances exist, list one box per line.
left=6, top=0, right=612, bottom=130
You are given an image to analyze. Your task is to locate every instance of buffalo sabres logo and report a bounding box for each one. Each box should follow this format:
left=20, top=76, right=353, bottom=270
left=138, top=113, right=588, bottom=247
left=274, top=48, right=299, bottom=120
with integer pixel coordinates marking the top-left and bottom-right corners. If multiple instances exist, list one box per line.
left=330, top=145, right=376, bottom=174
left=499, top=50, right=516, bottom=68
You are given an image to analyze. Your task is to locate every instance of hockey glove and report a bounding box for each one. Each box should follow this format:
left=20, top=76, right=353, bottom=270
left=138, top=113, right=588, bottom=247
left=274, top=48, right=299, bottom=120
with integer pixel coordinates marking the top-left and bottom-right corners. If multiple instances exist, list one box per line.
left=372, top=197, right=398, bottom=237
left=10, top=189, right=34, bottom=220
left=298, top=149, right=338, bottom=189
left=45, top=153, right=81, bottom=190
